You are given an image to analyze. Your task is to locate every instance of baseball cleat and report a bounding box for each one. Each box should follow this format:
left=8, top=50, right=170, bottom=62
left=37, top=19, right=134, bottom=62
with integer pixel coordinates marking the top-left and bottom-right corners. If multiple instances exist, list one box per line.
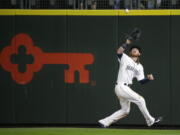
left=154, top=116, right=163, bottom=124
left=98, top=120, right=108, bottom=128
left=148, top=116, right=163, bottom=127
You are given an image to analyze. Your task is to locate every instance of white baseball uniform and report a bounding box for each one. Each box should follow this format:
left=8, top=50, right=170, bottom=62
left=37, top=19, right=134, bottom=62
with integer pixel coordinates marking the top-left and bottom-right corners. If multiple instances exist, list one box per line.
left=99, top=53, right=155, bottom=126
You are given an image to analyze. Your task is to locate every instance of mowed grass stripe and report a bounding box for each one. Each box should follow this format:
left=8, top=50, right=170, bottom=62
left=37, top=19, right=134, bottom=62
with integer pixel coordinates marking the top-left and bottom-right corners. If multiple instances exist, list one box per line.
left=0, top=128, right=180, bottom=135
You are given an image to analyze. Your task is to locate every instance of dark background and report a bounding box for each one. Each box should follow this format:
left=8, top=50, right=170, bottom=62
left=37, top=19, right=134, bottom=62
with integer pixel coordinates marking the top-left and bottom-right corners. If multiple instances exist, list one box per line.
left=0, top=14, right=179, bottom=126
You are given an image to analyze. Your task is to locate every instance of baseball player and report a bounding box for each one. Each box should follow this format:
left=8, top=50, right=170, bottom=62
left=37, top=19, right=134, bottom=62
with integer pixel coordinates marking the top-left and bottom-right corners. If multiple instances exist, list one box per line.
left=98, top=28, right=162, bottom=127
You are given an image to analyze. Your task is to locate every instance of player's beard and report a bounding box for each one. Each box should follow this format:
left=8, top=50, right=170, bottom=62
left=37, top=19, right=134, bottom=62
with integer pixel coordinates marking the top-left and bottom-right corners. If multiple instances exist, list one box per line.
left=129, top=53, right=140, bottom=63
left=129, top=52, right=140, bottom=57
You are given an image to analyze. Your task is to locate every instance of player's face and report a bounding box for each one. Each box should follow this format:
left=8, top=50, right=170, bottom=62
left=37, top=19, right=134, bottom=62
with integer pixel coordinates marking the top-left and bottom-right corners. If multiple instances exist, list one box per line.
left=130, top=48, right=141, bottom=57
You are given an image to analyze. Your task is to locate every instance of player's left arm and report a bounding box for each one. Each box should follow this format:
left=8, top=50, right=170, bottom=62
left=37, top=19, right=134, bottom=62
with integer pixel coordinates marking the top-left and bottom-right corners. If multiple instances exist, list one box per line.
left=137, top=66, right=154, bottom=84
left=139, top=74, right=154, bottom=84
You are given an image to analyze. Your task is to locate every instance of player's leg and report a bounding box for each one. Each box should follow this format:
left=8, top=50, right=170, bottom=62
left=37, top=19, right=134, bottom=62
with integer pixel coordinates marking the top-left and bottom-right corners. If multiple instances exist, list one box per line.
left=98, top=85, right=131, bottom=127
left=120, top=85, right=155, bottom=126
left=99, top=99, right=130, bottom=127
left=99, top=98, right=130, bottom=127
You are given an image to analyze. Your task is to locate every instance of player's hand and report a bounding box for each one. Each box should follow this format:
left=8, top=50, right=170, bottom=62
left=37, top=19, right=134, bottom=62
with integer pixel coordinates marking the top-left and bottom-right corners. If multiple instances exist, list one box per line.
left=126, top=39, right=131, bottom=44
left=147, top=74, right=154, bottom=80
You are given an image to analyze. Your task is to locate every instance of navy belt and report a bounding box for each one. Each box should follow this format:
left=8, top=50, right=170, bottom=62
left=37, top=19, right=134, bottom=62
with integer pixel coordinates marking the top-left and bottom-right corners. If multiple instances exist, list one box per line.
left=124, top=83, right=132, bottom=87
left=116, top=83, right=132, bottom=87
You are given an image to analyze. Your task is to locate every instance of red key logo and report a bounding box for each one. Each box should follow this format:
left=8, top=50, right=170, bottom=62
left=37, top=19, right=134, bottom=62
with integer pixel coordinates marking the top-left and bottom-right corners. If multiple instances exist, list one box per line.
left=0, top=33, right=94, bottom=85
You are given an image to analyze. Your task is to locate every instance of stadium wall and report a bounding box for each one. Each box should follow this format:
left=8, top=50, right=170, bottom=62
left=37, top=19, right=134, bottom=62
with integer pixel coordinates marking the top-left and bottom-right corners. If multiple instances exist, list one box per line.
left=0, top=10, right=179, bottom=126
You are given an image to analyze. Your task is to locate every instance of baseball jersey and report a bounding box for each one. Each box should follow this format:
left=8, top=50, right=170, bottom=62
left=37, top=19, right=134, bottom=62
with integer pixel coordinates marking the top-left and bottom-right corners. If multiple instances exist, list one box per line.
left=117, top=53, right=145, bottom=84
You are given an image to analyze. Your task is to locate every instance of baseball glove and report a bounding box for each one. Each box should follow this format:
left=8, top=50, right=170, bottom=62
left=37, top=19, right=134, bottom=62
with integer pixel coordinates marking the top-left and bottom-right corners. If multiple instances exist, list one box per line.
left=126, top=28, right=141, bottom=42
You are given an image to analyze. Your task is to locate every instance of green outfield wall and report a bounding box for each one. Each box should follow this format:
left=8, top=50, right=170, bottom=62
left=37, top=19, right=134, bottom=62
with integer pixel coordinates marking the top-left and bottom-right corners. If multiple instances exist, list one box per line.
left=0, top=10, right=179, bottom=126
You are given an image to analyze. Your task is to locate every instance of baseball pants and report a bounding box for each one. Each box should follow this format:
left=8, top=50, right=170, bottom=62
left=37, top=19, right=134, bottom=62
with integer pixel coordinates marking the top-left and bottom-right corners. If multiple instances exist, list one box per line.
left=100, top=83, right=155, bottom=126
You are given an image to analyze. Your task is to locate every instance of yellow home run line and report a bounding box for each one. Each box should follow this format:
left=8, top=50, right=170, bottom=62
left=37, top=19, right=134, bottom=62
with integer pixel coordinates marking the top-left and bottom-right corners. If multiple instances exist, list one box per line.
left=0, top=9, right=180, bottom=16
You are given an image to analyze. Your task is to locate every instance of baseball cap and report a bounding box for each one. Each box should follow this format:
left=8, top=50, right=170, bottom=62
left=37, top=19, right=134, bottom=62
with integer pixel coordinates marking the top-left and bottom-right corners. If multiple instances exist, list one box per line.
left=129, top=45, right=142, bottom=53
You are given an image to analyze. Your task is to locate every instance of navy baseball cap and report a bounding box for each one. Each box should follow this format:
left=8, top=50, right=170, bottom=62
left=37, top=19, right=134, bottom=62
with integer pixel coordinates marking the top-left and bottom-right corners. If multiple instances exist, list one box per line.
left=129, top=45, right=142, bottom=53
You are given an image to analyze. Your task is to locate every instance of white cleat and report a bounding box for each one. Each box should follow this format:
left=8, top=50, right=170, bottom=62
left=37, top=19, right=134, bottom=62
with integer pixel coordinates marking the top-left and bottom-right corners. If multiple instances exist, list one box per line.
left=98, top=119, right=109, bottom=128
left=148, top=117, right=163, bottom=127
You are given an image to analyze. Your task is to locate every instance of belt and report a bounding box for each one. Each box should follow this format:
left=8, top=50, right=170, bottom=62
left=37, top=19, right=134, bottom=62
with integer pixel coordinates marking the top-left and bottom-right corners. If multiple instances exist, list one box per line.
left=124, top=83, right=132, bottom=87
left=116, top=82, right=132, bottom=87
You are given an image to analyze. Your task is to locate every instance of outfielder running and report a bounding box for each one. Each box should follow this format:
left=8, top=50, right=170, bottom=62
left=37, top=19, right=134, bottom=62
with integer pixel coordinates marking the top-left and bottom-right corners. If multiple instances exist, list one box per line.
left=98, top=28, right=162, bottom=127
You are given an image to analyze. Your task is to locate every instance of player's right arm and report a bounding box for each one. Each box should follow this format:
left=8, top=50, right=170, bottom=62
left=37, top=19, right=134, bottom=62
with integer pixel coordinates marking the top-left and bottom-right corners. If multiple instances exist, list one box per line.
left=117, top=39, right=131, bottom=59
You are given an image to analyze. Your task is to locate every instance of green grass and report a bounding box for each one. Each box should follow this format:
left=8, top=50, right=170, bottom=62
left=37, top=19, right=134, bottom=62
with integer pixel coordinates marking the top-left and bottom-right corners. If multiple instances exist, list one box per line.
left=0, top=128, right=180, bottom=135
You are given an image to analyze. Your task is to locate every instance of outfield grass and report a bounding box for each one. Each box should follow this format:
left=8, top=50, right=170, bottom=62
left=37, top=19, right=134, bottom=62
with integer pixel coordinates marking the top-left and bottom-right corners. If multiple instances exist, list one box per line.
left=0, top=128, right=180, bottom=135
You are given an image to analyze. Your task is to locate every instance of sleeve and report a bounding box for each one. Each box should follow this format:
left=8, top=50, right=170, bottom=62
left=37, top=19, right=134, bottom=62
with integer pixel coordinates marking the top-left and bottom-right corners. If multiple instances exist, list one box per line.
left=137, top=65, right=151, bottom=85
left=139, top=78, right=150, bottom=85
left=117, top=53, right=129, bottom=62
left=117, top=54, right=123, bottom=60
left=136, top=65, right=145, bottom=81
